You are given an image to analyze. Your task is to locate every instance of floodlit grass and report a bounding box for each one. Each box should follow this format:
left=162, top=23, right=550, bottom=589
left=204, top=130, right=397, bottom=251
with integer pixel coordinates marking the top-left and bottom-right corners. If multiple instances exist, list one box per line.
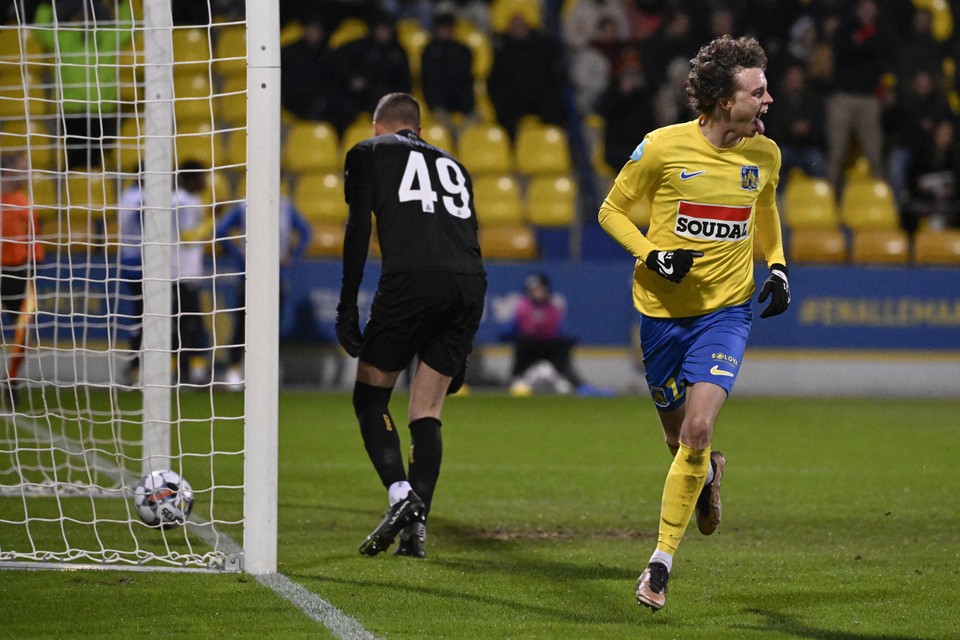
left=2, top=392, right=959, bottom=638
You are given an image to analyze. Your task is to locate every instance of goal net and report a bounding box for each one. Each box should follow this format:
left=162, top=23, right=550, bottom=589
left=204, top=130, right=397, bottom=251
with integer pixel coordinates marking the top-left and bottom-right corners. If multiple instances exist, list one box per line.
left=0, top=0, right=278, bottom=572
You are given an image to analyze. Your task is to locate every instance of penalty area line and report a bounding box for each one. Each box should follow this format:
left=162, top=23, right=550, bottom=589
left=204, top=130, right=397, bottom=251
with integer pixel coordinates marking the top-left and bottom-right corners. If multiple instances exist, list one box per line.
left=255, top=573, right=380, bottom=640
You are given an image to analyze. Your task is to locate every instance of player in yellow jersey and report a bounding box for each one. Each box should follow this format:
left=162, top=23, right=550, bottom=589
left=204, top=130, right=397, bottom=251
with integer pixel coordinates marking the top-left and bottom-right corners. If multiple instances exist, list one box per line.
left=598, top=35, right=791, bottom=611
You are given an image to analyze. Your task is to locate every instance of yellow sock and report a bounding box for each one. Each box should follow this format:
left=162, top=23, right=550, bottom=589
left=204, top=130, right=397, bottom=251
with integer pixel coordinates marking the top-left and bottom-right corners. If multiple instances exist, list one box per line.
left=655, top=442, right=711, bottom=555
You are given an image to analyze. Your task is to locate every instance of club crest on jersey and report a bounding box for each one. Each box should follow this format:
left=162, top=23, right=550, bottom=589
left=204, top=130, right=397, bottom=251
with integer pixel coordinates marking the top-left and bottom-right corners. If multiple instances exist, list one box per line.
left=630, top=140, right=647, bottom=162
left=740, top=165, right=760, bottom=191
left=675, top=201, right=751, bottom=241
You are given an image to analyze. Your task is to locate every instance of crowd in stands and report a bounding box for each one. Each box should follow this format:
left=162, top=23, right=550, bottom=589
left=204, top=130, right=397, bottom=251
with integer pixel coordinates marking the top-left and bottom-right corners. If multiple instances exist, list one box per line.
left=275, top=0, right=960, bottom=253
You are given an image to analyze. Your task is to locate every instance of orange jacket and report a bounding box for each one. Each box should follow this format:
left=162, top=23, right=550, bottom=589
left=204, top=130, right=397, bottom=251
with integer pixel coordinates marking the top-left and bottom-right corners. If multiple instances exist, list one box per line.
left=1, top=191, right=44, bottom=266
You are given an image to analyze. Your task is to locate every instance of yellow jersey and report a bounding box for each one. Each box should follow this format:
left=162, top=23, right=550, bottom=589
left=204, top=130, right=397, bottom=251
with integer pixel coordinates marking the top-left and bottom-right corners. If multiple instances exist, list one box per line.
left=598, top=119, right=786, bottom=318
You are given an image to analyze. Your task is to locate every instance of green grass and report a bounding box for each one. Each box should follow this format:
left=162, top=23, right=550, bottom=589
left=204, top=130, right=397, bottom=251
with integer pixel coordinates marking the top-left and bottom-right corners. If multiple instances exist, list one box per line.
left=2, top=393, right=960, bottom=638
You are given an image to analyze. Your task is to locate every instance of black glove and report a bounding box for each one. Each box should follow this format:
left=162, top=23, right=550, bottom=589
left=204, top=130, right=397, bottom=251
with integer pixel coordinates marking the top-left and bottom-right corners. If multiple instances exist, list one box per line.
left=758, top=264, right=790, bottom=318
left=335, top=302, right=363, bottom=357
left=645, top=249, right=705, bottom=283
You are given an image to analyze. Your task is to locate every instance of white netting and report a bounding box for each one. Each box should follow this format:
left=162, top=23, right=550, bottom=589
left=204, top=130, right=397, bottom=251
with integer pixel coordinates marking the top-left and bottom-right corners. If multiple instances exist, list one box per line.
left=0, top=0, right=251, bottom=570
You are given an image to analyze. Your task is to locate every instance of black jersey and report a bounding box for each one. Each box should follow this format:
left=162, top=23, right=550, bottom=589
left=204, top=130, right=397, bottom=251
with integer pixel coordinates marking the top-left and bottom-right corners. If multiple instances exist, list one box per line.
left=343, top=130, right=485, bottom=277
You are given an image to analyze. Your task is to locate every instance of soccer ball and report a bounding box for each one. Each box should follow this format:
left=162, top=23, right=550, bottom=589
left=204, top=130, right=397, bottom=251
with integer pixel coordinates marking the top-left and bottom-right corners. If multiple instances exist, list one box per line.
left=133, top=469, right=194, bottom=528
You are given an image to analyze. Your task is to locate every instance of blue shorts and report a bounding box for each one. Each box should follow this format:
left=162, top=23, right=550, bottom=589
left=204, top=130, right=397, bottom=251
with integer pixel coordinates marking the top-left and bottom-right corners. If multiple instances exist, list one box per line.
left=639, top=302, right=752, bottom=412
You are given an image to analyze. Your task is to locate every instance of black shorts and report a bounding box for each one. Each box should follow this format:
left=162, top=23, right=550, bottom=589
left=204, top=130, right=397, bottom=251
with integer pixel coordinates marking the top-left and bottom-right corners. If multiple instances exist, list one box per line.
left=361, top=271, right=486, bottom=377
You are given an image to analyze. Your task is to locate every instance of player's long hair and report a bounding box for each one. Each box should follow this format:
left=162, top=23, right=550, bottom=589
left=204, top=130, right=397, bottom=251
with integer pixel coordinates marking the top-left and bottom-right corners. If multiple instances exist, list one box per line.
left=686, top=35, right=767, bottom=115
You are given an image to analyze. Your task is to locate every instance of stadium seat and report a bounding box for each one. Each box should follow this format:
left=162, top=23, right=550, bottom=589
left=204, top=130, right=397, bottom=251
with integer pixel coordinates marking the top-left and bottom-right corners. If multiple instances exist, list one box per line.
left=282, top=122, right=340, bottom=174
left=913, top=228, right=960, bottom=265
left=458, top=122, right=512, bottom=175
left=224, top=129, right=245, bottom=168
left=175, top=122, right=224, bottom=168
left=113, top=117, right=144, bottom=173
left=420, top=122, right=454, bottom=153
left=0, top=27, right=43, bottom=78
left=850, top=228, right=910, bottom=265
left=341, top=117, right=373, bottom=158
left=515, top=124, right=571, bottom=176
left=199, top=170, right=233, bottom=210
left=788, top=228, right=848, bottom=264
left=1, top=119, right=57, bottom=170
left=840, top=178, right=900, bottom=230
left=213, top=24, right=246, bottom=80
left=479, top=225, right=538, bottom=260
left=173, top=74, right=214, bottom=127
left=489, top=0, right=543, bottom=32
left=0, top=73, right=47, bottom=119
left=328, top=18, right=368, bottom=49
left=306, top=222, right=346, bottom=258
left=396, top=19, right=429, bottom=79
left=172, top=28, right=211, bottom=76
left=454, top=21, right=493, bottom=80
left=526, top=175, right=577, bottom=227
left=473, top=175, right=524, bottom=226
left=64, top=171, right=117, bottom=249
left=216, top=76, right=247, bottom=127
left=293, top=173, right=348, bottom=224
left=116, top=35, right=144, bottom=103
left=782, top=177, right=839, bottom=229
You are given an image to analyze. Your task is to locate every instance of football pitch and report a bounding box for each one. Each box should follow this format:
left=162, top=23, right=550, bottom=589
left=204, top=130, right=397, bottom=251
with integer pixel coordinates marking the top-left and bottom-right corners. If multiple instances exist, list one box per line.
left=1, top=391, right=959, bottom=639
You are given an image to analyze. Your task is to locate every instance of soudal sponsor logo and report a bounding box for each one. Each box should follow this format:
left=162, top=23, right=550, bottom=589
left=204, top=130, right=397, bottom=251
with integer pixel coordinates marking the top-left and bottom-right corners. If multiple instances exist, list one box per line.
left=675, top=201, right=751, bottom=241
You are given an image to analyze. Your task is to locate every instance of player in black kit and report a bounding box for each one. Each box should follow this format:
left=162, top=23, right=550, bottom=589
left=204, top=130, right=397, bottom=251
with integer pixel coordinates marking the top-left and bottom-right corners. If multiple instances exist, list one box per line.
left=336, top=92, right=487, bottom=558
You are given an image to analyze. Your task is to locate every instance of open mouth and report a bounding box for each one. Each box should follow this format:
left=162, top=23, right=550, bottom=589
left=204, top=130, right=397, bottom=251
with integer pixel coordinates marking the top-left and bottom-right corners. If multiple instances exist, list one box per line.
left=753, top=113, right=766, bottom=135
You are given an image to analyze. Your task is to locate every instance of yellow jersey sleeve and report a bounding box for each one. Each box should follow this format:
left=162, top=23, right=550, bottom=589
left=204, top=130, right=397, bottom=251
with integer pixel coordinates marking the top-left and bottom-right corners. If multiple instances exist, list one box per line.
left=599, top=120, right=786, bottom=318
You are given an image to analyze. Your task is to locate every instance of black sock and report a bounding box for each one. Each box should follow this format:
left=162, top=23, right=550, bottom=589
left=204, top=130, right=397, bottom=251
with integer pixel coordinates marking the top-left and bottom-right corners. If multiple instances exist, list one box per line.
left=407, top=417, right=442, bottom=513
left=353, top=382, right=406, bottom=488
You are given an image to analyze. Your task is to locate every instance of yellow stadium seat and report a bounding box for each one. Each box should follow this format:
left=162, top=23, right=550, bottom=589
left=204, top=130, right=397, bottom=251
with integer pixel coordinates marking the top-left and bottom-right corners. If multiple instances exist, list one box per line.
left=454, top=22, right=493, bottom=79
left=420, top=122, right=454, bottom=153
left=199, top=170, right=233, bottom=210
left=490, top=0, right=543, bottom=33
left=175, top=122, right=224, bottom=168
left=850, top=228, right=909, bottom=265
left=224, top=129, right=245, bottom=168
left=0, top=73, right=48, bottom=119
left=329, top=18, right=368, bottom=49
left=216, top=76, right=247, bottom=126
left=840, top=178, right=900, bottom=230
left=306, top=222, right=346, bottom=258
left=1, top=119, right=57, bottom=170
left=64, top=171, right=117, bottom=249
left=458, top=122, right=512, bottom=175
left=293, top=173, right=348, bottom=224
left=788, top=228, right=848, bottom=264
left=473, top=174, right=524, bottom=226
left=515, top=124, right=571, bottom=176
left=479, top=224, right=537, bottom=260
left=173, top=74, right=214, bottom=127
left=283, top=122, right=339, bottom=174
left=113, top=117, right=144, bottom=173
left=913, top=228, right=960, bottom=265
left=526, top=175, right=577, bottom=227
left=0, top=28, right=44, bottom=78
left=396, top=19, right=429, bottom=79
left=172, top=28, right=211, bottom=76
left=213, top=24, right=246, bottom=79
left=341, top=117, right=373, bottom=157
left=783, top=177, right=839, bottom=229
left=116, top=34, right=144, bottom=103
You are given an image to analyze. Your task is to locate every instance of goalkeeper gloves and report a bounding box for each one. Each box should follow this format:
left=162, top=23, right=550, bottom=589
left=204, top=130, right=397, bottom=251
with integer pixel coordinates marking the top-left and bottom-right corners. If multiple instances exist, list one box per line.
left=758, top=264, right=790, bottom=318
left=335, top=302, right=363, bottom=357
left=645, top=249, right=705, bottom=284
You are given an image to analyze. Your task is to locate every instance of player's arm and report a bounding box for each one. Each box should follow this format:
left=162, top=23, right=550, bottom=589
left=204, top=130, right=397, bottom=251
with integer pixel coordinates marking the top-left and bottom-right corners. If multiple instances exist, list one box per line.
left=755, top=151, right=790, bottom=318
left=337, top=146, right=373, bottom=357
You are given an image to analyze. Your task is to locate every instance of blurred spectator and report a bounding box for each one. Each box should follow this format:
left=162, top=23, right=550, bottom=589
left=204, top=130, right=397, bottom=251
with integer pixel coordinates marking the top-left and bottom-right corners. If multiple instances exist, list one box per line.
left=332, top=14, right=412, bottom=131
left=281, top=21, right=350, bottom=126
left=421, top=11, right=475, bottom=124
left=624, top=0, right=663, bottom=42
left=771, top=15, right=833, bottom=90
left=903, top=118, right=960, bottom=232
left=642, top=9, right=698, bottom=89
left=599, top=49, right=655, bottom=171
left=895, top=8, right=947, bottom=86
left=487, top=13, right=567, bottom=138
left=568, top=16, right=621, bottom=114
left=33, top=0, right=133, bottom=168
left=885, top=69, right=953, bottom=203
left=653, top=56, right=691, bottom=127
left=763, top=63, right=826, bottom=186
left=824, top=0, right=892, bottom=190
left=505, top=273, right=586, bottom=396
left=562, top=0, right=629, bottom=50
left=432, top=0, right=492, bottom=33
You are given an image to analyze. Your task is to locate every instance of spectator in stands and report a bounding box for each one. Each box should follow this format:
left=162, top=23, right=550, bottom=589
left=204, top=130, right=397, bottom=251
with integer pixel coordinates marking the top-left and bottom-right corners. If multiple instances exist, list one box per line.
left=33, top=0, right=133, bottom=168
left=0, top=151, right=43, bottom=403
left=599, top=49, right=655, bottom=172
left=894, top=7, right=947, bottom=82
left=505, top=273, right=587, bottom=396
left=885, top=69, right=953, bottom=204
left=487, top=13, right=567, bottom=139
left=332, top=14, right=412, bottom=130
left=903, top=118, right=960, bottom=232
left=562, top=0, right=629, bottom=50
left=824, top=0, right=892, bottom=190
left=420, top=11, right=475, bottom=126
left=763, top=63, right=826, bottom=187
left=281, top=21, right=351, bottom=128
left=653, top=56, right=692, bottom=127
left=642, top=9, right=698, bottom=89
left=567, top=16, right=618, bottom=115
left=214, top=197, right=311, bottom=389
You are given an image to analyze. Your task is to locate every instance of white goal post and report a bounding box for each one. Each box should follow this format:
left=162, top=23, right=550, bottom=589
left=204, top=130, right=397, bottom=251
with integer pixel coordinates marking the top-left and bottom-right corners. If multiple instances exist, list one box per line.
left=0, top=0, right=278, bottom=574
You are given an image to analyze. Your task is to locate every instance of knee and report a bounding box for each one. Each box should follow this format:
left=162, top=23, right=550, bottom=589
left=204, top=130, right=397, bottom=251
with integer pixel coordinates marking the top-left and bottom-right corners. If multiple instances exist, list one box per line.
left=681, top=414, right=714, bottom=449
left=352, top=382, right=392, bottom=417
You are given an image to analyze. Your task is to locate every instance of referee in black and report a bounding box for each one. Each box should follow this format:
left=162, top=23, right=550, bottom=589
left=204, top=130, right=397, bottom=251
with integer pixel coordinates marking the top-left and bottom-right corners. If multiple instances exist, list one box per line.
left=336, top=92, right=487, bottom=558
